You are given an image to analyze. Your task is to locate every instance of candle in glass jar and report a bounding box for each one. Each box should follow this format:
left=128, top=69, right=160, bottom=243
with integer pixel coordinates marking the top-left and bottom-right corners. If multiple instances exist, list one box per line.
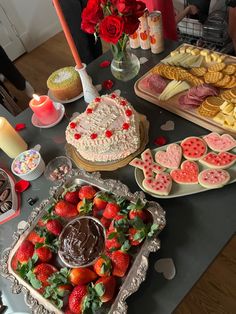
left=29, top=94, right=58, bottom=125
left=0, top=117, right=28, bottom=158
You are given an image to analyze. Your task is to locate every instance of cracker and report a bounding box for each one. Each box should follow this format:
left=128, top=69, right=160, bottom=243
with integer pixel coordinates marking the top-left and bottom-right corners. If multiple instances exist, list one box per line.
left=223, top=64, right=236, bottom=75
left=204, top=71, right=223, bottom=84
left=208, top=62, right=226, bottom=72
left=206, top=96, right=225, bottom=107
left=220, top=90, right=234, bottom=101
left=198, top=106, right=218, bottom=117
left=230, top=88, right=236, bottom=98
left=225, top=76, right=236, bottom=89
left=190, top=67, right=207, bottom=77
left=215, top=75, right=231, bottom=88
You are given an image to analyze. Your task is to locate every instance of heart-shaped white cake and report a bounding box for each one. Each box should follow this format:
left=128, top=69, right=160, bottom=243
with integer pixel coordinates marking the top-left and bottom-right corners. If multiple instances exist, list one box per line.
left=65, top=94, right=140, bottom=162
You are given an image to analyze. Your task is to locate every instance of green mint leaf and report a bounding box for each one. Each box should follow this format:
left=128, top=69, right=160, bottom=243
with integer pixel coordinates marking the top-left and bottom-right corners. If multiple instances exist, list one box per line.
left=27, top=271, right=42, bottom=289
left=147, top=223, right=159, bottom=237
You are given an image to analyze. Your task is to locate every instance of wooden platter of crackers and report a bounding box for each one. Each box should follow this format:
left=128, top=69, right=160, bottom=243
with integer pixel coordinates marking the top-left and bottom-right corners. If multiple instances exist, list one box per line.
left=134, top=44, right=236, bottom=137
left=65, top=114, right=149, bottom=172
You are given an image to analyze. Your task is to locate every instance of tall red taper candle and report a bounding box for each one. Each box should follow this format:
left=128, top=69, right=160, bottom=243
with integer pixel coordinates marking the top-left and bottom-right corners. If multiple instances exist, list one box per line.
left=52, top=0, right=83, bottom=69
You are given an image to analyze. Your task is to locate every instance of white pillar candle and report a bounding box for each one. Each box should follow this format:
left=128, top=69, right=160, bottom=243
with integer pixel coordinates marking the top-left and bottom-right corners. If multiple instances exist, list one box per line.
left=0, top=117, right=28, bottom=158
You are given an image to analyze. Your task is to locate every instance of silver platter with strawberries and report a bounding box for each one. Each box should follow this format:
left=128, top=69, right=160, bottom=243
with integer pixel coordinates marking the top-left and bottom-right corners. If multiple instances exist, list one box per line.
left=0, top=169, right=165, bottom=314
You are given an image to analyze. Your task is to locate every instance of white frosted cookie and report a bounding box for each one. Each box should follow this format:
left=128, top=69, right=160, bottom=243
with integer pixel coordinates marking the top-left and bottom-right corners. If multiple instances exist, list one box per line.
left=198, top=169, right=230, bottom=189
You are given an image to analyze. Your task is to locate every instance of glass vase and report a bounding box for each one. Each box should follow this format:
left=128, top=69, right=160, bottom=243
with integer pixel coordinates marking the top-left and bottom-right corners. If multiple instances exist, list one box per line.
left=110, top=39, right=140, bottom=82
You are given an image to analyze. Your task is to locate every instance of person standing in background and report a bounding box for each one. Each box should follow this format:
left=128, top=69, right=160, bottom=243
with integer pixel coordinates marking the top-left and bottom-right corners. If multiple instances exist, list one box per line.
left=226, top=0, right=236, bottom=54
left=143, top=0, right=178, bottom=41
left=58, top=0, right=103, bottom=64
left=0, top=45, right=34, bottom=105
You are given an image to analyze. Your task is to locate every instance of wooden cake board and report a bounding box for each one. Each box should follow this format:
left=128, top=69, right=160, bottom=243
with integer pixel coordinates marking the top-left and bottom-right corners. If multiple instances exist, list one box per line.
left=65, top=114, right=149, bottom=172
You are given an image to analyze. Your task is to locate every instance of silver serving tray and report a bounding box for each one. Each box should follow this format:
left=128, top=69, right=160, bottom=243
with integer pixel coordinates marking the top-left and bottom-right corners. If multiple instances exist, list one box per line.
left=0, top=169, right=166, bottom=314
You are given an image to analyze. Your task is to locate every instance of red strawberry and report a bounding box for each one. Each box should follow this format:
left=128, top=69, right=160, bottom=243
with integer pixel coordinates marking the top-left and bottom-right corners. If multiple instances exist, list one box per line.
left=68, top=285, right=88, bottom=314
left=100, top=217, right=111, bottom=229
left=128, top=227, right=145, bottom=246
left=93, top=255, right=111, bottom=277
left=111, top=250, right=130, bottom=277
left=11, top=254, right=18, bottom=271
left=93, top=196, right=107, bottom=210
left=54, top=200, right=78, bottom=218
left=94, top=276, right=116, bottom=302
left=105, top=230, right=122, bottom=252
left=129, top=209, right=148, bottom=222
left=64, top=191, right=79, bottom=205
left=46, top=219, right=63, bottom=236
left=128, top=199, right=147, bottom=222
left=37, top=219, right=46, bottom=227
left=65, top=307, right=74, bottom=314
left=77, top=199, right=93, bottom=214
left=103, top=202, right=120, bottom=219
left=16, top=240, right=34, bottom=264
left=92, top=205, right=103, bottom=218
left=78, top=185, right=96, bottom=200
left=57, top=284, right=73, bottom=295
left=27, top=231, right=45, bottom=245
left=33, top=263, right=57, bottom=286
left=109, top=214, right=128, bottom=231
left=69, top=267, right=97, bottom=286
left=35, top=246, right=52, bottom=262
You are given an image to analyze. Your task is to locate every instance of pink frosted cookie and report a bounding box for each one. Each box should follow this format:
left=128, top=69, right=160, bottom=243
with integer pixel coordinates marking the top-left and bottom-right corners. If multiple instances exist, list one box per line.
left=198, top=169, right=230, bottom=189
left=155, top=143, right=182, bottom=169
left=203, top=132, right=236, bottom=152
left=130, top=149, right=164, bottom=178
left=180, top=136, right=207, bottom=160
left=143, top=172, right=172, bottom=196
left=199, top=152, right=236, bottom=169
left=170, top=160, right=199, bottom=184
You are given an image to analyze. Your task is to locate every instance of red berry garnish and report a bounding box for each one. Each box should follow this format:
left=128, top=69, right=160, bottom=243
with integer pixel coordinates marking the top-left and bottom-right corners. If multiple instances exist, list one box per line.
left=125, top=109, right=132, bottom=117
left=90, top=133, right=97, bottom=139
left=86, top=108, right=93, bottom=114
left=74, top=133, right=81, bottom=139
left=70, top=122, right=76, bottom=129
left=95, top=97, right=101, bottom=102
left=121, top=100, right=127, bottom=106
left=105, top=130, right=113, bottom=138
left=111, top=94, right=116, bottom=99
left=122, top=123, right=130, bottom=130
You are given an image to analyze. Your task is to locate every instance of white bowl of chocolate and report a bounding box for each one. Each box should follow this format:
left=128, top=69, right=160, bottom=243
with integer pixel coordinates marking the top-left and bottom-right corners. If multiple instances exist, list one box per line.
left=58, top=216, right=105, bottom=268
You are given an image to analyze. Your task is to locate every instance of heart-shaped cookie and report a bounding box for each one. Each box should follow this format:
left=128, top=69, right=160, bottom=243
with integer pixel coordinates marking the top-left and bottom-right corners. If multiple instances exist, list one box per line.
left=171, top=160, right=199, bottom=184
left=198, top=169, right=230, bottom=189
left=181, top=136, right=207, bottom=160
left=199, top=152, right=236, bottom=169
left=203, top=132, right=236, bottom=152
left=142, top=172, right=172, bottom=195
left=155, top=143, right=182, bottom=169
left=130, top=149, right=164, bottom=178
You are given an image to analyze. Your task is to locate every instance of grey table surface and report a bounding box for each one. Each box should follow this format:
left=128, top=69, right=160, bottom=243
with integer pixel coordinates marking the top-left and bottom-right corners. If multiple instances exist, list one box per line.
left=0, top=41, right=235, bottom=314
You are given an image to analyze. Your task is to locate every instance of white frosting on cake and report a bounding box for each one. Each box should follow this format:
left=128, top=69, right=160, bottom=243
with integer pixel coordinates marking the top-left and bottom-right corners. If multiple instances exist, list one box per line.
left=53, top=70, right=72, bottom=83
left=65, top=94, right=140, bottom=162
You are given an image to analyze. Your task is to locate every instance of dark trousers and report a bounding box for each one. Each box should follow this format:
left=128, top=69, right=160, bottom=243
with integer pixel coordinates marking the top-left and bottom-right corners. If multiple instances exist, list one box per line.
left=58, top=0, right=103, bottom=65
left=0, top=46, right=26, bottom=91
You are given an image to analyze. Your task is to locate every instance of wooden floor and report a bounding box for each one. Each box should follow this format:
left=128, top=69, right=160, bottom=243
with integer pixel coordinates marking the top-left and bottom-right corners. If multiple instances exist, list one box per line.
left=5, top=32, right=236, bottom=313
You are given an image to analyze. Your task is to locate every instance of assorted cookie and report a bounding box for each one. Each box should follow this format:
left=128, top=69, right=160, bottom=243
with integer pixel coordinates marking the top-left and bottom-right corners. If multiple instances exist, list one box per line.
left=130, top=132, right=236, bottom=196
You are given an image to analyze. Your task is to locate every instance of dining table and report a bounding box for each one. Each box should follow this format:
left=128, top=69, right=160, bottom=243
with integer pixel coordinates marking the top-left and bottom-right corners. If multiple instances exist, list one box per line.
left=0, top=39, right=235, bottom=314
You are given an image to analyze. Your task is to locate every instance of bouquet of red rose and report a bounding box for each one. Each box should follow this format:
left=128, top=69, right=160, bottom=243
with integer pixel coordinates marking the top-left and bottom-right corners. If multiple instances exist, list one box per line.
left=81, top=0, right=146, bottom=45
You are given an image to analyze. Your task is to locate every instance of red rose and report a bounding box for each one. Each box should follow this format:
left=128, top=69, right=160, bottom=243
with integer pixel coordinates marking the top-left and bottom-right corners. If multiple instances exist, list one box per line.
left=135, top=1, right=146, bottom=18
left=114, top=0, right=137, bottom=15
left=81, top=0, right=103, bottom=34
left=99, top=15, right=124, bottom=44
left=123, top=15, right=140, bottom=35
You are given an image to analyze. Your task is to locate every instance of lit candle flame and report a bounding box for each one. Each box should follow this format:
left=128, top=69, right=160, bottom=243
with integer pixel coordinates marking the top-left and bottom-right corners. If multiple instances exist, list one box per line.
left=33, top=94, right=40, bottom=101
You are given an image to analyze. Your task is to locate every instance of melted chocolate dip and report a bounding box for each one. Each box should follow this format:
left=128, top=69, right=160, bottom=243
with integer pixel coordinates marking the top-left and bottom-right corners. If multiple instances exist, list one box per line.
left=59, top=217, right=105, bottom=267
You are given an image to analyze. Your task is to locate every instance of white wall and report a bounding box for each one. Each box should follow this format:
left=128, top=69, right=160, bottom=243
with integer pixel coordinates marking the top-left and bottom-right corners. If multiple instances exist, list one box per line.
left=1, top=0, right=62, bottom=51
